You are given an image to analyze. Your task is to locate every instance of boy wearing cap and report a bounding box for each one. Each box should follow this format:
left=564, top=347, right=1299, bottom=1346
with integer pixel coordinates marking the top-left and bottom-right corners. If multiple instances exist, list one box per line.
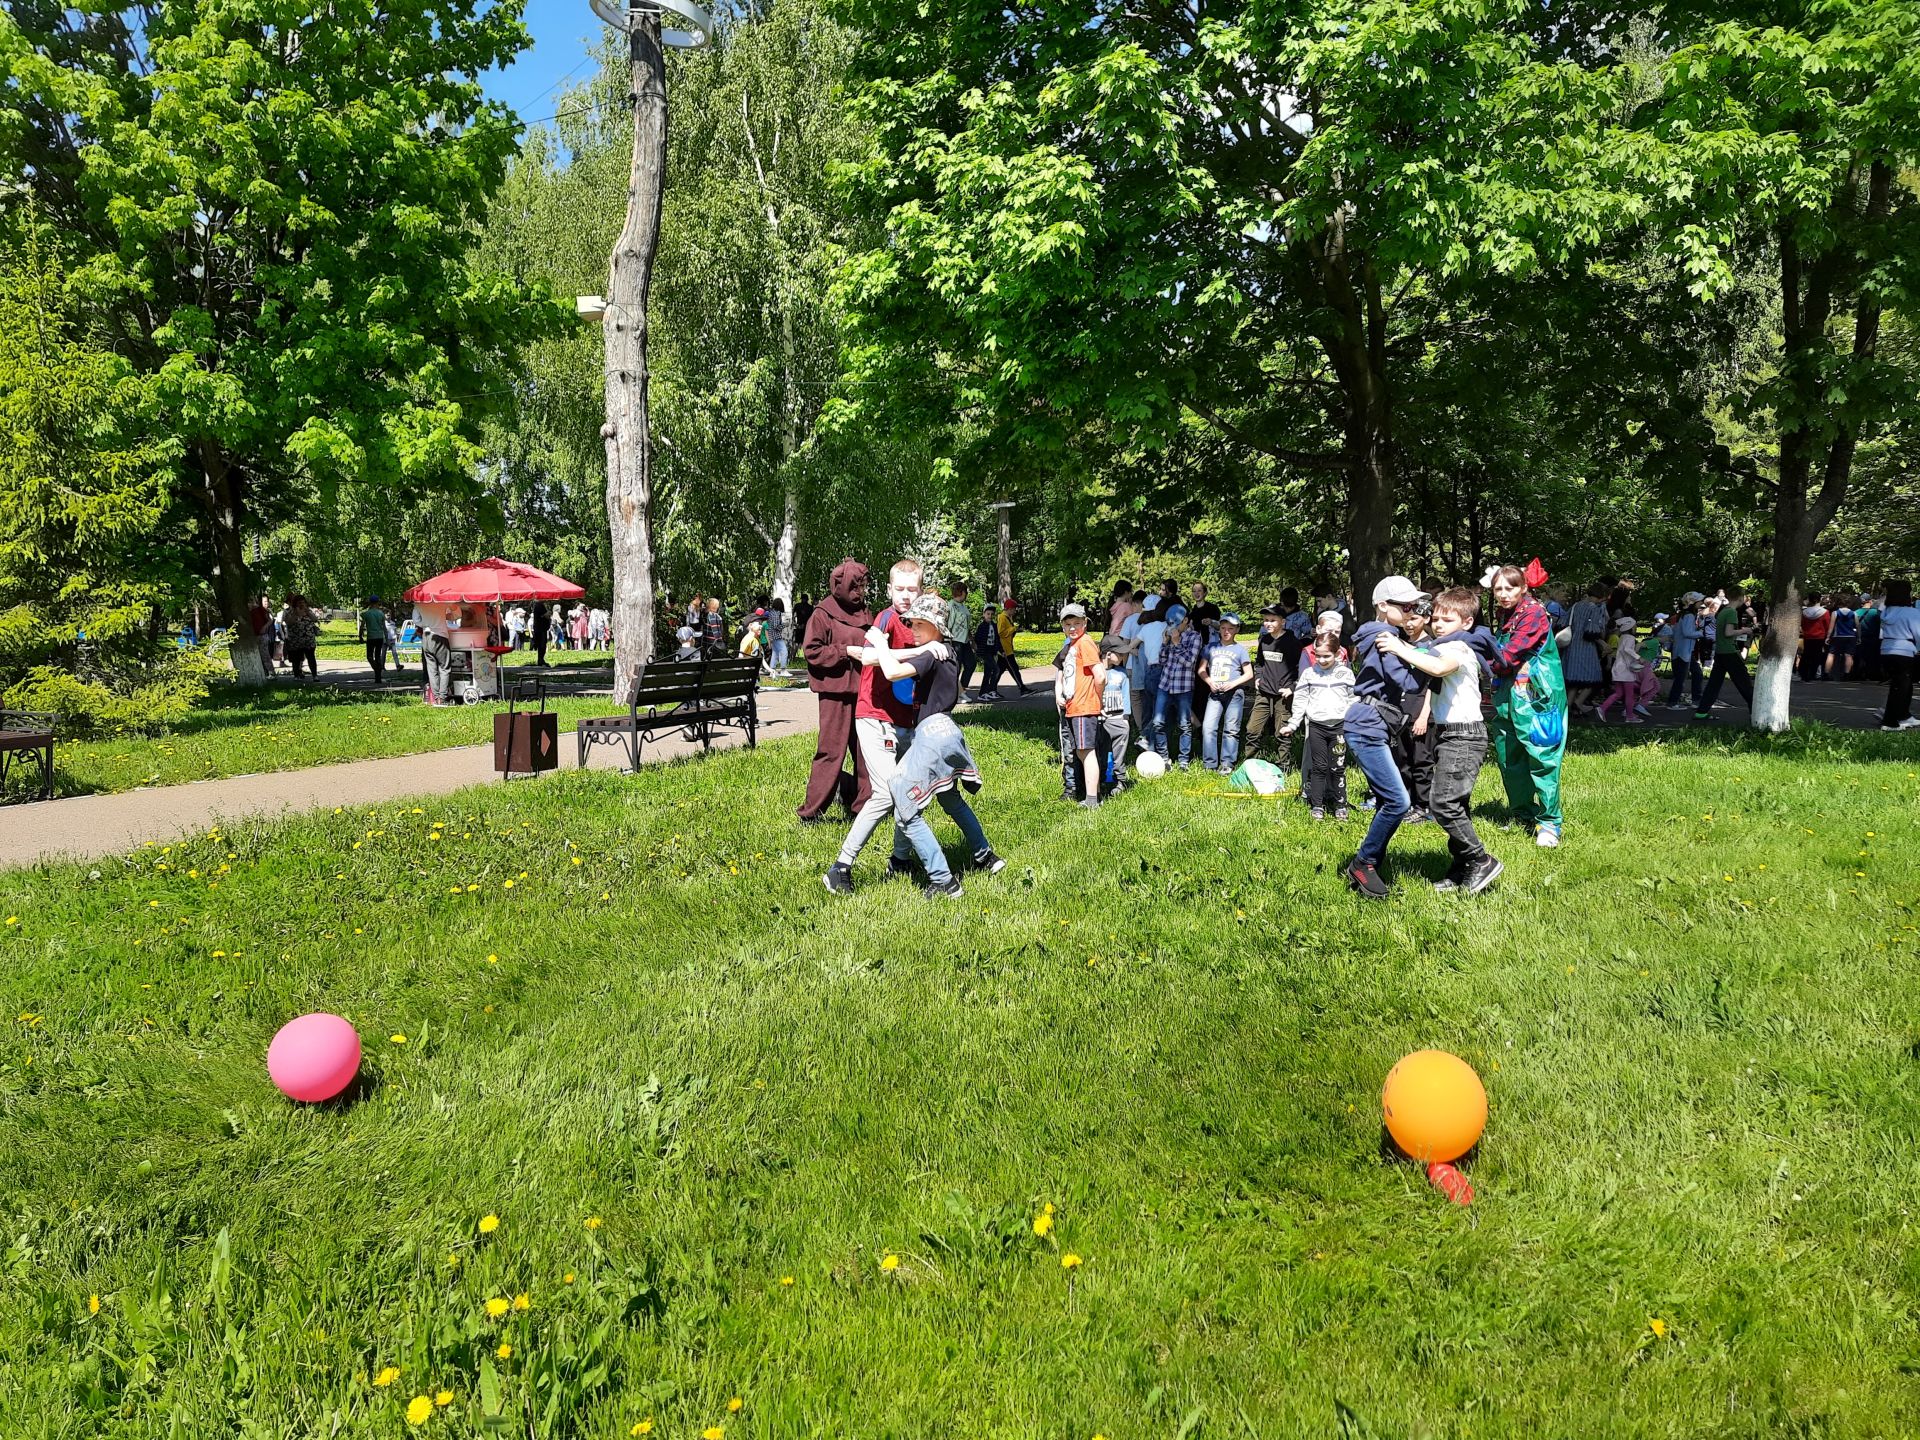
left=1340, top=576, right=1427, bottom=898
left=1200, top=612, right=1253, bottom=774
left=1152, top=604, right=1200, bottom=768
left=1380, top=588, right=1502, bottom=894
left=850, top=594, right=1004, bottom=897
left=1056, top=603, right=1107, bottom=807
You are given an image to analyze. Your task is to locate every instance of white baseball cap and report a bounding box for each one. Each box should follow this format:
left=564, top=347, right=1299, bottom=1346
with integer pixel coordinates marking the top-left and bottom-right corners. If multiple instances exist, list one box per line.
left=1371, top=575, right=1423, bottom=606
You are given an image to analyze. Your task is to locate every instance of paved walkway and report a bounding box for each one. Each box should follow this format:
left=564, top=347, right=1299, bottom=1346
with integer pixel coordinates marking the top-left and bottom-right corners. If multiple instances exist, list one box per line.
left=0, top=668, right=1051, bottom=871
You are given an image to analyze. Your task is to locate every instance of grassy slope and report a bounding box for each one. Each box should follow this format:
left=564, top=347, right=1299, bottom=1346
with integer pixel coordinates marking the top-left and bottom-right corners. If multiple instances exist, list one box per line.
left=3, top=714, right=1918, bottom=1437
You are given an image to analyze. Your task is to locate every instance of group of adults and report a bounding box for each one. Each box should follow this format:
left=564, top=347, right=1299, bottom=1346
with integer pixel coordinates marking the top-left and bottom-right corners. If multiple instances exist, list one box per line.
left=1558, top=576, right=1920, bottom=731
left=503, top=602, right=609, bottom=665
left=243, top=593, right=348, bottom=681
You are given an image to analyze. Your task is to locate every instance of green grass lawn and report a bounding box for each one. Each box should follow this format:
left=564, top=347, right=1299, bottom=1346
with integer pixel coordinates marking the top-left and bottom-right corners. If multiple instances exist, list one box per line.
left=45, top=688, right=626, bottom=796
left=3, top=712, right=1917, bottom=1436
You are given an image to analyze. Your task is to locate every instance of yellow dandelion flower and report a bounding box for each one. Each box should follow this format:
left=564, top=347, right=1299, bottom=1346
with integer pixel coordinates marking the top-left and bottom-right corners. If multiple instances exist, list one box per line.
left=512, top=1292, right=530, bottom=1311
left=487, top=953, right=498, bottom=964
left=779, top=1275, right=794, bottom=1287
left=572, top=856, right=583, bottom=865
left=448, top=1253, right=462, bottom=1269
left=880, top=1253, right=900, bottom=1272
left=632, top=1421, right=654, bottom=1436
left=1649, top=1317, right=1668, bottom=1338
left=88, top=1294, right=101, bottom=1315
left=1061, top=1253, right=1082, bottom=1270
left=485, top=1297, right=510, bottom=1319
left=502, top=879, right=514, bottom=889
left=1033, top=1202, right=1055, bottom=1237
left=478, top=1214, right=500, bottom=1234
left=584, top=1216, right=603, bottom=1230
left=406, top=1394, right=433, bottom=1425
left=435, top=1389, right=453, bottom=1406
left=496, top=1342, right=512, bottom=1360
left=390, top=1033, right=408, bottom=1044
left=704, top=1428, right=725, bottom=1440
left=3, top=915, right=16, bottom=926
left=374, top=1366, right=399, bottom=1387
left=728, top=1397, right=743, bottom=1413
left=563, top=1272, right=575, bottom=1285
left=466, top=884, right=480, bottom=892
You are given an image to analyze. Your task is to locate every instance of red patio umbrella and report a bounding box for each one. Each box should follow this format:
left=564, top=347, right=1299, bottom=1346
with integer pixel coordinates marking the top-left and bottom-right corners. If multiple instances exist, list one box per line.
left=402, top=558, right=585, bottom=605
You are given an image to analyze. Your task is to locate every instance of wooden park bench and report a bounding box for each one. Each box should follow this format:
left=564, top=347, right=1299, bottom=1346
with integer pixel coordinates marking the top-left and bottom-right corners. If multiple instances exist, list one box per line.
left=0, top=710, right=57, bottom=803
left=575, top=656, right=761, bottom=772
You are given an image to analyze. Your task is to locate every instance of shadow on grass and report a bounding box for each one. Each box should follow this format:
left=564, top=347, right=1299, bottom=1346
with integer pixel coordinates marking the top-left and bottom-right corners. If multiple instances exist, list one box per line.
left=1563, top=717, right=1916, bottom=764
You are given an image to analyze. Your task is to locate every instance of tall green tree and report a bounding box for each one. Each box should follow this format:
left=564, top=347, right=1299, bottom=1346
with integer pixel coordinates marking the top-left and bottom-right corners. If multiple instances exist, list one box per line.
left=0, top=218, right=174, bottom=675
left=831, top=0, right=1648, bottom=600
left=1607, top=1, right=1920, bottom=728
left=2, top=0, right=563, bottom=682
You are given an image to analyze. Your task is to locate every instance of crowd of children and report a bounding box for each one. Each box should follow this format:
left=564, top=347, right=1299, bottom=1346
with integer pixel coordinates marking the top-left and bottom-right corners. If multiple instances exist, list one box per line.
left=798, top=554, right=1917, bottom=903
left=1044, top=566, right=1571, bottom=900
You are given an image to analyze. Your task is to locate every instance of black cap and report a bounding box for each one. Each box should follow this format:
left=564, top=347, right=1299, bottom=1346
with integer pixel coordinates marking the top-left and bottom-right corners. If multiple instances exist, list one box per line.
left=1260, top=602, right=1284, bottom=617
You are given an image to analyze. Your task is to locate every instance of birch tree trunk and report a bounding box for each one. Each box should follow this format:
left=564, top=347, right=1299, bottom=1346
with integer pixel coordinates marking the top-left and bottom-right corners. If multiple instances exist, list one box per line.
left=205, top=445, right=266, bottom=686
left=604, top=9, right=667, bottom=706
left=772, top=484, right=799, bottom=609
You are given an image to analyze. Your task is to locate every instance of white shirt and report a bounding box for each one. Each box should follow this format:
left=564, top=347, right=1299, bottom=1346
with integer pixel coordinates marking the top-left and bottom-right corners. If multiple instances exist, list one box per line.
left=1136, top=619, right=1167, bottom=667
left=1430, top=640, right=1484, bottom=724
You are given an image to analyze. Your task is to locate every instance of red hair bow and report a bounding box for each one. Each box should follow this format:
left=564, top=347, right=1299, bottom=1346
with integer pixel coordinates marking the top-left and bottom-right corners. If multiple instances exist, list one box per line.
left=1523, top=557, right=1549, bottom=588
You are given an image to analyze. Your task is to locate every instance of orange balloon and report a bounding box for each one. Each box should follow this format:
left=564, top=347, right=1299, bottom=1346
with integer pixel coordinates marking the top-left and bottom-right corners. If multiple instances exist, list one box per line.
left=1382, top=1050, right=1487, bottom=1163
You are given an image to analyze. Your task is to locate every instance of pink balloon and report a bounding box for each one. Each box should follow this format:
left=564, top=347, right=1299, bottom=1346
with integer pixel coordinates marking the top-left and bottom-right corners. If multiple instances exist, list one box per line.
left=267, top=1013, right=362, bottom=1103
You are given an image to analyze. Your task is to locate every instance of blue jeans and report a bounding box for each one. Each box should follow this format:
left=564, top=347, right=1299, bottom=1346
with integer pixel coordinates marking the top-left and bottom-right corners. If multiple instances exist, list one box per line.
left=1154, top=689, right=1194, bottom=762
left=1138, top=663, right=1163, bottom=740
left=1667, top=652, right=1701, bottom=707
left=896, top=790, right=990, bottom=882
left=771, top=638, right=789, bottom=671
left=1202, top=690, right=1244, bottom=770
left=1347, top=714, right=1410, bottom=866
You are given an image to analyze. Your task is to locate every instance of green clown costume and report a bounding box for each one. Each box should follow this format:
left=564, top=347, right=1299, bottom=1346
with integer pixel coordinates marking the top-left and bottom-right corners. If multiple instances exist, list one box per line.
left=1488, top=591, right=1567, bottom=831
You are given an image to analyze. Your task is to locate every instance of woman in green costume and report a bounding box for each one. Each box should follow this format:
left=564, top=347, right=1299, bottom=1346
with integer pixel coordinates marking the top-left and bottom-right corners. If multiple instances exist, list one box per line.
left=1485, top=563, right=1567, bottom=848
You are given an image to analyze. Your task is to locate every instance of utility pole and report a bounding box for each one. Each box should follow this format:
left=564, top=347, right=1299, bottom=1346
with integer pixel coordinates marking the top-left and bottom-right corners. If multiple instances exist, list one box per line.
left=588, top=0, right=712, bottom=704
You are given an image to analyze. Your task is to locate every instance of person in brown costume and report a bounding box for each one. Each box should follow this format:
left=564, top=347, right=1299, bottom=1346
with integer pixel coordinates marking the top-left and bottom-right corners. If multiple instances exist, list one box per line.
left=798, top=558, right=874, bottom=822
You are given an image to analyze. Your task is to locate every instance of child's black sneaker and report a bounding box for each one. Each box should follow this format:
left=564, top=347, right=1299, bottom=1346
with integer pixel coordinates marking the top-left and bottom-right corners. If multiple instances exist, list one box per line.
left=922, top=876, right=964, bottom=900
left=1333, top=805, right=1350, bottom=821
left=822, top=863, right=854, bottom=896
left=1432, top=862, right=1468, bottom=893
left=972, top=847, right=1007, bottom=875
left=885, top=856, right=916, bottom=882
left=1404, top=809, right=1430, bottom=825
left=1078, top=795, right=1102, bottom=810
left=1309, top=806, right=1327, bottom=820
left=1343, top=856, right=1390, bottom=899
left=1462, top=854, right=1504, bottom=895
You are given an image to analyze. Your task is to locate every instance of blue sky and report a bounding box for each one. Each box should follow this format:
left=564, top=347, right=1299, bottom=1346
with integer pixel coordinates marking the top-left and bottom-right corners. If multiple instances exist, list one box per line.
left=480, top=0, right=607, bottom=128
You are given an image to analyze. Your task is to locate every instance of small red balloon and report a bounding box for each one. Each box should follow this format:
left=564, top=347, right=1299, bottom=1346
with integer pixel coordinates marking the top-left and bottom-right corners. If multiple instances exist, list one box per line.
left=1427, top=1161, right=1474, bottom=1206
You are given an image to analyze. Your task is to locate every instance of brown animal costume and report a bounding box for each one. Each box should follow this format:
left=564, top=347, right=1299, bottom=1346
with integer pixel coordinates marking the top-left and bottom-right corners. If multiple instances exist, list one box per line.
left=798, top=559, right=873, bottom=820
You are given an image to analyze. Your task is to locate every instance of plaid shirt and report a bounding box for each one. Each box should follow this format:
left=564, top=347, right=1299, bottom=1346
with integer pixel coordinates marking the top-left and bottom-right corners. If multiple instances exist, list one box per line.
left=1158, top=629, right=1201, bottom=694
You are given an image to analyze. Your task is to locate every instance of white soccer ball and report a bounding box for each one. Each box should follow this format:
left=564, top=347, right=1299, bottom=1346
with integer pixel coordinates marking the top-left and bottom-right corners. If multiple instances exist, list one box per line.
left=1134, top=750, right=1168, bottom=780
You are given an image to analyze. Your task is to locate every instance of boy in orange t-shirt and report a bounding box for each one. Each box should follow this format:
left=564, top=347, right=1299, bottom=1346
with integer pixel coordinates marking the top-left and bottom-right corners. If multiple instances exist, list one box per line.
left=1055, top=602, right=1108, bottom=808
